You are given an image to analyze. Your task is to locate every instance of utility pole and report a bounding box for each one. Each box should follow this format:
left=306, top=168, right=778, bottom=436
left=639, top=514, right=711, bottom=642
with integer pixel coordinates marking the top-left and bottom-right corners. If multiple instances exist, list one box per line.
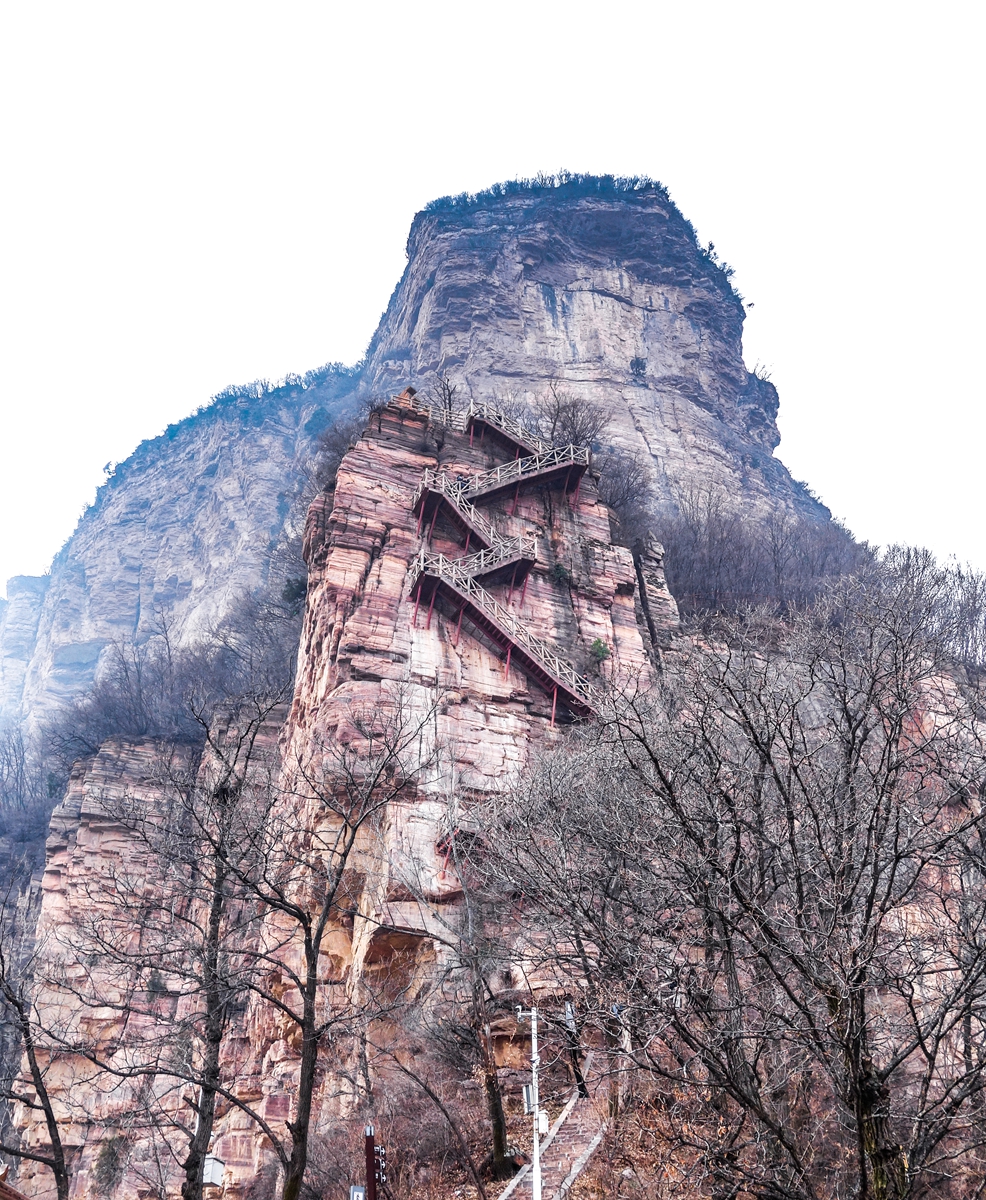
left=517, top=1005, right=542, bottom=1200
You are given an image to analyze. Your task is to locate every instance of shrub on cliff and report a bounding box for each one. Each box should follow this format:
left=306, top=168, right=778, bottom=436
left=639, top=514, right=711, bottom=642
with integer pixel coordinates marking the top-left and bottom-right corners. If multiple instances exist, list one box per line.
left=656, top=487, right=872, bottom=619
left=44, top=590, right=300, bottom=774
left=312, top=397, right=377, bottom=493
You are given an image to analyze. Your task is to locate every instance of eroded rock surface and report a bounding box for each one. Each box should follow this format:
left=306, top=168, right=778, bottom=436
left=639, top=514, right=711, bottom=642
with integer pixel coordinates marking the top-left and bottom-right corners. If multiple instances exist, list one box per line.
left=358, top=182, right=821, bottom=519
left=12, top=393, right=672, bottom=1196
left=3, top=179, right=821, bottom=737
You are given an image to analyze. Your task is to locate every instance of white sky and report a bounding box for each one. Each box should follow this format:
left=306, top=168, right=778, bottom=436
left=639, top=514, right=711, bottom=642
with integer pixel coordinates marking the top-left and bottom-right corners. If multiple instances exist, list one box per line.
left=0, top=1, right=982, bottom=597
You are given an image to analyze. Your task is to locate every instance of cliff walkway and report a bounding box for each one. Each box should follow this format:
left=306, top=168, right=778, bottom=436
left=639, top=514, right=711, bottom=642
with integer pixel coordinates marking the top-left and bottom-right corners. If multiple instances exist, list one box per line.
left=408, top=396, right=597, bottom=721
left=409, top=551, right=595, bottom=719
left=412, top=441, right=588, bottom=548
left=413, top=397, right=554, bottom=456
left=499, top=1083, right=609, bottom=1200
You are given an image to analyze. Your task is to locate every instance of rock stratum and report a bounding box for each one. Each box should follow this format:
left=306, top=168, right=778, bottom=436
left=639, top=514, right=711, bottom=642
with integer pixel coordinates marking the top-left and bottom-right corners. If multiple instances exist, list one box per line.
left=1, top=175, right=821, bottom=737
left=2, top=176, right=831, bottom=1197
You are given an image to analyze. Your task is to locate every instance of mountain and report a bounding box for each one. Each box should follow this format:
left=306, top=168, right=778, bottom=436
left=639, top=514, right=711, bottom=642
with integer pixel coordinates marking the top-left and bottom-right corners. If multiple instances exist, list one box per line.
left=4, top=176, right=848, bottom=1199
left=0, top=175, right=823, bottom=736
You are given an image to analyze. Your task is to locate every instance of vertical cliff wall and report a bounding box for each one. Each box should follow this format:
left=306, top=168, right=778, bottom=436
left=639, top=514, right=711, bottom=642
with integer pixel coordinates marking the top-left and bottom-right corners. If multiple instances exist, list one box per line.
left=358, top=179, right=819, bottom=519
left=11, top=391, right=675, bottom=1196
left=201, top=391, right=667, bottom=1192
left=2, top=177, right=822, bottom=739
left=2, top=373, right=356, bottom=736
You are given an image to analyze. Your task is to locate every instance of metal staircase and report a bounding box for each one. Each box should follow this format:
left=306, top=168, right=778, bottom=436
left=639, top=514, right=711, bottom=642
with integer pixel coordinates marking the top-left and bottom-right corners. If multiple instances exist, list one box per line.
left=413, top=444, right=589, bottom=547
left=410, top=551, right=595, bottom=720
left=408, top=394, right=598, bottom=721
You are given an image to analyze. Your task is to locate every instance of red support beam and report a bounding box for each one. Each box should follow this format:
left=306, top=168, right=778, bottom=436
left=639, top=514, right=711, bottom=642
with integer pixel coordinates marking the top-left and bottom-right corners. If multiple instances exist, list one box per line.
left=454, top=604, right=464, bottom=646
left=551, top=685, right=558, bottom=728
left=510, top=480, right=521, bottom=517
left=504, top=643, right=512, bottom=681
left=425, top=583, right=437, bottom=630
left=519, top=570, right=531, bottom=608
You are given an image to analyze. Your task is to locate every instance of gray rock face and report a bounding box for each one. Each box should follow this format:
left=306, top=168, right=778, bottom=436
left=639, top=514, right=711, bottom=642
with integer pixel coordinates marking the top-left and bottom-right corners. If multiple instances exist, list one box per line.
left=1, top=178, right=826, bottom=735
left=6, top=377, right=356, bottom=733
left=0, top=576, right=49, bottom=725
left=358, top=181, right=823, bottom=519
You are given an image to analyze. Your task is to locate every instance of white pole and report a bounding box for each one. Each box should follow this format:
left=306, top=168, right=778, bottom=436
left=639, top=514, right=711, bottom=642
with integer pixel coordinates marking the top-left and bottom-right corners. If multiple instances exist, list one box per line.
left=531, top=1006, right=541, bottom=1200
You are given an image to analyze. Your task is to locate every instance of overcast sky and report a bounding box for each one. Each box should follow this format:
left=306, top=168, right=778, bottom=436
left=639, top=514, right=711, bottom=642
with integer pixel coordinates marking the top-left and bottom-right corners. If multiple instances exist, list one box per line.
left=0, top=1, right=982, bottom=597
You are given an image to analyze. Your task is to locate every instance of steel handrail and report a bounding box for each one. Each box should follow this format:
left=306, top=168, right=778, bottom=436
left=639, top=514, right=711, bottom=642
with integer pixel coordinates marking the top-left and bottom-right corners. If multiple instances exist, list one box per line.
left=413, top=444, right=589, bottom=529
left=465, top=401, right=554, bottom=456
left=410, top=551, right=595, bottom=705
left=464, top=444, right=590, bottom=496
left=401, top=395, right=582, bottom=461
left=412, top=470, right=505, bottom=548
left=454, top=535, right=539, bottom=577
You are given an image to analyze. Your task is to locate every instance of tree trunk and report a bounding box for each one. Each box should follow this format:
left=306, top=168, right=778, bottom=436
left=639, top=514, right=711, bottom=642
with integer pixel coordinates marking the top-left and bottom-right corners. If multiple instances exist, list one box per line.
left=14, top=989, right=70, bottom=1200
left=281, top=958, right=319, bottom=1200
left=181, top=835, right=228, bottom=1200
left=471, top=967, right=511, bottom=1179
left=482, top=1064, right=513, bottom=1180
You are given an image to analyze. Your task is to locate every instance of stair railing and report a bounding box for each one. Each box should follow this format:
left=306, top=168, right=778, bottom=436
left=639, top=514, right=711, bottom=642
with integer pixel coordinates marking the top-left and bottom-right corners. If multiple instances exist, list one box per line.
left=464, top=444, right=590, bottom=497
left=410, top=551, right=595, bottom=707
left=412, top=470, right=505, bottom=549
left=454, top=534, right=539, bottom=578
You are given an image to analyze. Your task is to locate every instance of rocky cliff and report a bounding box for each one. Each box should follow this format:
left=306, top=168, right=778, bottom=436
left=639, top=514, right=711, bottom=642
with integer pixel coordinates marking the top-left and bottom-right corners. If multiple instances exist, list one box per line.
left=2, top=371, right=356, bottom=736
left=11, top=389, right=676, bottom=1197
left=358, top=178, right=819, bottom=518
left=4, top=177, right=834, bottom=1196
left=1, top=176, right=821, bottom=739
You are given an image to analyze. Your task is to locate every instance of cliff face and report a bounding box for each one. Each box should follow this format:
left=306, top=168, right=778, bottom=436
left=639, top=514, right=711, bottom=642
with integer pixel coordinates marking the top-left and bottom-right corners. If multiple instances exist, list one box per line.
left=0, top=577, right=49, bottom=726
left=12, top=392, right=674, bottom=1196
left=4, top=375, right=354, bottom=735
left=358, top=181, right=818, bottom=518
left=1, top=178, right=819, bottom=739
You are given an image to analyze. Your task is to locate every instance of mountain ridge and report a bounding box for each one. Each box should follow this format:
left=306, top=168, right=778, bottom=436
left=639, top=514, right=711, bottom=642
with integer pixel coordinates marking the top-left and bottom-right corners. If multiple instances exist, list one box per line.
left=1, top=175, right=829, bottom=733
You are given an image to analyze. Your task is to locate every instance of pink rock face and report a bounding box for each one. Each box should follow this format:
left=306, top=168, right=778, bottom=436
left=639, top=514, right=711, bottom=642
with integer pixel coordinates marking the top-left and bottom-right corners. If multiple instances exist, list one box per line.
left=12, top=394, right=677, bottom=1197
left=290, top=394, right=655, bottom=780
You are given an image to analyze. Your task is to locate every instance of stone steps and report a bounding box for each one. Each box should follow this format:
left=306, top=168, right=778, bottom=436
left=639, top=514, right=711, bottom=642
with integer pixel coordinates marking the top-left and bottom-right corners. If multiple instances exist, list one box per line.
left=499, top=1096, right=608, bottom=1200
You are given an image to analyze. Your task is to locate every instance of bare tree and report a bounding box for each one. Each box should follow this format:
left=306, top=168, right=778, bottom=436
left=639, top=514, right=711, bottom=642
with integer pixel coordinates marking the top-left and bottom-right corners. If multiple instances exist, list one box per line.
left=595, top=447, right=653, bottom=547
left=400, top=830, right=516, bottom=1181
left=34, top=695, right=288, bottom=1198
left=220, top=687, right=442, bottom=1200
left=431, top=373, right=460, bottom=424
left=480, top=560, right=986, bottom=1199
left=0, top=878, right=72, bottom=1200
left=311, top=398, right=378, bottom=494
left=530, top=382, right=610, bottom=449
left=653, top=486, right=872, bottom=618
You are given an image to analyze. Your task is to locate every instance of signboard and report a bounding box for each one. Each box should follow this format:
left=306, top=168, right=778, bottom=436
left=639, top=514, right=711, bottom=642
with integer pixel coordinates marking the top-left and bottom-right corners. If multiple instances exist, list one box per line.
left=350, top=1187, right=367, bottom=1200
left=202, top=1155, right=225, bottom=1186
